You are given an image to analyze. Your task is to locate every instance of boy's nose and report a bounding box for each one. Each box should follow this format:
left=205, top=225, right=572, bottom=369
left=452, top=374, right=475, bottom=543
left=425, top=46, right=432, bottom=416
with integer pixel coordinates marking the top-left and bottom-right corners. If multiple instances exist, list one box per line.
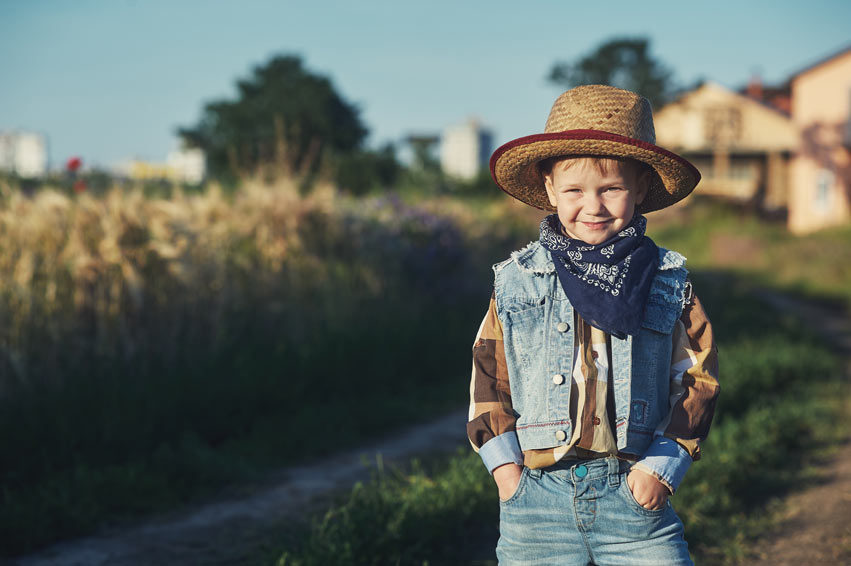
left=583, top=195, right=607, bottom=215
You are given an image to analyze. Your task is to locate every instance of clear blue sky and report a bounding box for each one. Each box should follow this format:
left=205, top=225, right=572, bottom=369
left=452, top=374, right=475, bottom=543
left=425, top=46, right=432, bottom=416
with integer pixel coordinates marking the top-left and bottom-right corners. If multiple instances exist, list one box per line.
left=1, top=0, right=849, bottom=169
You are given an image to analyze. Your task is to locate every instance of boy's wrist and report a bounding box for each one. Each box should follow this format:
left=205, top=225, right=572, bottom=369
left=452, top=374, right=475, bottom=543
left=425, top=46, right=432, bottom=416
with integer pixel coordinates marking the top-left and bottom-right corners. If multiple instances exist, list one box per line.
left=630, top=462, right=674, bottom=495
left=635, top=436, right=693, bottom=492
left=479, top=431, right=524, bottom=474
left=493, top=462, right=523, bottom=480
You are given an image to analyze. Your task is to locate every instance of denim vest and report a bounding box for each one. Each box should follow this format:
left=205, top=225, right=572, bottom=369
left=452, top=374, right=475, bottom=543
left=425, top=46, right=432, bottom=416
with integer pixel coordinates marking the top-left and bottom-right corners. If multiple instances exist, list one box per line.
left=493, top=241, right=689, bottom=457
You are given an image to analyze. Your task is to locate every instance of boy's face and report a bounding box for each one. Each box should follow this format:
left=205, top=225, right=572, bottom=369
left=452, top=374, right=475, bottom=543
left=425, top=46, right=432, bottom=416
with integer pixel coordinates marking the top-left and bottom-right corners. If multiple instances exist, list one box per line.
left=543, top=157, right=648, bottom=245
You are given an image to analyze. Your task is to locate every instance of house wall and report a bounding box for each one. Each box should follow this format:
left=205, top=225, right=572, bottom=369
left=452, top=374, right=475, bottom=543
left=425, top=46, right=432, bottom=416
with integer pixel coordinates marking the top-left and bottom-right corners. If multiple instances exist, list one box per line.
left=789, top=51, right=851, bottom=233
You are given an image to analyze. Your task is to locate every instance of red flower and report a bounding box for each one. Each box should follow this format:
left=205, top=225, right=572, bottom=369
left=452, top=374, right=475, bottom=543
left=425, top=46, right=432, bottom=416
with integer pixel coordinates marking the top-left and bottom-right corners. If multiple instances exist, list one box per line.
left=66, top=157, right=82, bottom=173
left=73, top=180, right=87, bottom=193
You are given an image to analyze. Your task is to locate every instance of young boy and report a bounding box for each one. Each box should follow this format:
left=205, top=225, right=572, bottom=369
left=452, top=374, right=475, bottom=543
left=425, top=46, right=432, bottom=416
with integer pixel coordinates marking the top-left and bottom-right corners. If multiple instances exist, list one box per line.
left=467, top=85, right=719, bottom=565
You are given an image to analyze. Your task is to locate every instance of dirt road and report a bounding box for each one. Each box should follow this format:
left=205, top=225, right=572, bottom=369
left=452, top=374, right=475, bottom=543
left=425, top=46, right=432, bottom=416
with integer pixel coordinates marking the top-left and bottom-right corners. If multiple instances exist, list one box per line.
left=748, top=439, right=851, bottom=565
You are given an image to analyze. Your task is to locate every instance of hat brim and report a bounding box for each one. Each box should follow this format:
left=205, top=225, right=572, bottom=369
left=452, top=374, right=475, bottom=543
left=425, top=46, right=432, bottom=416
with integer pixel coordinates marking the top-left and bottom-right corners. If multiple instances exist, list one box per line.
left=490, top=129, right=701, bottom=214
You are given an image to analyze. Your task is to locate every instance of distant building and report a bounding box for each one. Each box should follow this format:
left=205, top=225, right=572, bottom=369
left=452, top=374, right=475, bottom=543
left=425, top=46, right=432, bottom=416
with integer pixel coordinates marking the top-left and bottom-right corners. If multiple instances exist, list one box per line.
left=788, top=45, right=851, bottom=234
left=114, top=147, right=206, bottom=184
left=167, top=147, right=205, bottom=184
left=440, top=119, right=493, bottom=180
left=654, top=82, right=798, bottom=211
left=0, top=131, right=48, bottom=178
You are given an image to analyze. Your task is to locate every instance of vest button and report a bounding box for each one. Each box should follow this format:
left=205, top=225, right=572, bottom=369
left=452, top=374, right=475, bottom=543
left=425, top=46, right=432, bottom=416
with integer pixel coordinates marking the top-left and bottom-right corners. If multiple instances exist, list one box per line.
left=556, top=322, right=569, bottom=333
left=552, top=374, right=565, bottom=385
left=555, top=430, right=567, bottom=441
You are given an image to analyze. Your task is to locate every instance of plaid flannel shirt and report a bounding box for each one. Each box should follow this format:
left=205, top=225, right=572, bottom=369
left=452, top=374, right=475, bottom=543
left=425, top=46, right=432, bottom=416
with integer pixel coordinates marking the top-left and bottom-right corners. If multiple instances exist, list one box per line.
left=467, top=287, right=719, bottom=493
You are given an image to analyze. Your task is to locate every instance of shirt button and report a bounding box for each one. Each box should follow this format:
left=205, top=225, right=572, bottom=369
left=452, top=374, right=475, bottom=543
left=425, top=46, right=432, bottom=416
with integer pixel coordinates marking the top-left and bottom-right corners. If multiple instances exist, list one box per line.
left=592, top=351, right=599, bottom=360
left=593, top=416, right=601, bottom=425
left=552, top=374, right=565, bottom=385
left=555, top=430, right=567, bottom=441
left=556, top=322, right=569, bottom=333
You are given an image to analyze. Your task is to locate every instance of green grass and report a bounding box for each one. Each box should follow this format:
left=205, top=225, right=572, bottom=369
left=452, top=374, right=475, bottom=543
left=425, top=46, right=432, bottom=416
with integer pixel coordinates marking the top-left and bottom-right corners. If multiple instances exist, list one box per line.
left=271, top=451, right=497, bottom=566
left=0, top=297, right=487, bottom=554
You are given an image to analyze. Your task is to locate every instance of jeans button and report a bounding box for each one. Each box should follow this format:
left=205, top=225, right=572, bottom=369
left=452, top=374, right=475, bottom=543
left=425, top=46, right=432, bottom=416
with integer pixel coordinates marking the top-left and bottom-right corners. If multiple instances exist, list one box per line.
left=575, top=465, right=588, bottom=478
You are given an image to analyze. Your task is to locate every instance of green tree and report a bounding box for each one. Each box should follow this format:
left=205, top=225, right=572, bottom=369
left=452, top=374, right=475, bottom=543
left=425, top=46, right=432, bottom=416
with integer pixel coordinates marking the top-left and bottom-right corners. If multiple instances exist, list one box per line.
left=548, top=38, right=674, bottom=110
left=178, top=55, right=368, bottom=179
left=335, top=142, right=401, bottom=195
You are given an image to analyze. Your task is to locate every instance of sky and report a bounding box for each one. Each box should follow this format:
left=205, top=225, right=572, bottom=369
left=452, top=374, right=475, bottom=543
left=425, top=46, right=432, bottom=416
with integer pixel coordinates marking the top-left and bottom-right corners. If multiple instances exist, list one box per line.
left=1, top=0, right=850, bottom=170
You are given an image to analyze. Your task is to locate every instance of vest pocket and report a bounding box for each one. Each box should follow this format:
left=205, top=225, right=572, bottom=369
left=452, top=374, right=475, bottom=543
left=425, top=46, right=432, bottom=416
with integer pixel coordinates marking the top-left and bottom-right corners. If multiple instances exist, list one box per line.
left=502, top=298, right=548, bottom=374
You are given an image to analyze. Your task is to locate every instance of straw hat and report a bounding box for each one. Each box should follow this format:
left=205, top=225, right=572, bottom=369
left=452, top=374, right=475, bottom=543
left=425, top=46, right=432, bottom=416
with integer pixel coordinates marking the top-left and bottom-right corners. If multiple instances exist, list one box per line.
left=490, top=85, right=700, bottom=213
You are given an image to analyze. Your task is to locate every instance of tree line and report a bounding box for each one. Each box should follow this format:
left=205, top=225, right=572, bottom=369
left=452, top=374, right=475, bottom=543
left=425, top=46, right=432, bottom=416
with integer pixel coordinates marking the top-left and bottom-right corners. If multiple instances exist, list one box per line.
left=177, top=38, right=676, bottom=193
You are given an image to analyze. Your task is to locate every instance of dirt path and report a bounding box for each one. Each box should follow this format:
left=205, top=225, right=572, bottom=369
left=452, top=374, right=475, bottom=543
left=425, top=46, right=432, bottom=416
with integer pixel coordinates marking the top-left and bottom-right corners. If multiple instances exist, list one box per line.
left=745, top=291, right=851, bottom=565
left=747, top=440, right=851, bottom=565
left=11, top=409, right=470, bottom=566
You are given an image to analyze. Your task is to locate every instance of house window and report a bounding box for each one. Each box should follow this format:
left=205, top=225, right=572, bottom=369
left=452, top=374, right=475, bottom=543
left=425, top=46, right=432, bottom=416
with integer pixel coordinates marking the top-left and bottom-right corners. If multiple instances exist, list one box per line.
left=816, top=169, right=834, bottom=213
left=705, top=107, right=742, bottom=146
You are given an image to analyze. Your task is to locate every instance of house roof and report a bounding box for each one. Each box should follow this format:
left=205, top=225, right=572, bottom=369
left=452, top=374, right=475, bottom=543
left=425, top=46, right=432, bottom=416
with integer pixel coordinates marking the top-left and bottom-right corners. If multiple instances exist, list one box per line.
left=790, top=43, right=851, bottom=79
left=654, top=81, right=798, bottom=152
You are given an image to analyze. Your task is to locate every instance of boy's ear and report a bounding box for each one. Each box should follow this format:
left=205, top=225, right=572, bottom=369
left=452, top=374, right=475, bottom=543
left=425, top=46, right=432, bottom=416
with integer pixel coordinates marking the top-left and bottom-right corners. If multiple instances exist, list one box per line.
left=543, top=174, right=558, bottom=208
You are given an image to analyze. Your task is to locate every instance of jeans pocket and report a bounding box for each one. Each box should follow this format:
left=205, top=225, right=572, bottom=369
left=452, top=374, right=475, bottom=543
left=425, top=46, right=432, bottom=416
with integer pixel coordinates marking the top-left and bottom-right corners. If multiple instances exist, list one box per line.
left=499, top=467, right=530, bottom=506
left=619, top=474, right=668, bottom=517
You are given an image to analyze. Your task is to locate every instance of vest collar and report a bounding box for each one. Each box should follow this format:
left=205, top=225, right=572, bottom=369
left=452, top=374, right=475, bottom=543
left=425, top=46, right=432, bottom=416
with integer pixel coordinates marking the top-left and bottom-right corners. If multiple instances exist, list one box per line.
left=510, top=241, right=555, bottom=275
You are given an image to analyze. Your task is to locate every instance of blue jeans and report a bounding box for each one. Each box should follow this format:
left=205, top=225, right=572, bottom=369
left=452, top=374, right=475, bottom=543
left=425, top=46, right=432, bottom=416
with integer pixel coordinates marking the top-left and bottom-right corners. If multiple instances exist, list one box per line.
left=497, top=457, right=693, bottom=566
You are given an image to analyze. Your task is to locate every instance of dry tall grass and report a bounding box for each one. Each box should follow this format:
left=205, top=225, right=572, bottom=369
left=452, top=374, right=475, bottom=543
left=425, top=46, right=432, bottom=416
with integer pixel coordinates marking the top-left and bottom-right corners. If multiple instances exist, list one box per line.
left=0, top=179, right=393, bottom=396
left=0, top=176, right=538, bottom=555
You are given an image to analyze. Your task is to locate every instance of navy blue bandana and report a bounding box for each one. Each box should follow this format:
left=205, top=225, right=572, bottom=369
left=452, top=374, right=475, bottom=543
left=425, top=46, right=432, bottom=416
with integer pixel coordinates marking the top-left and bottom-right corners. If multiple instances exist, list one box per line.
left=539, top=214, right=659, bottom=339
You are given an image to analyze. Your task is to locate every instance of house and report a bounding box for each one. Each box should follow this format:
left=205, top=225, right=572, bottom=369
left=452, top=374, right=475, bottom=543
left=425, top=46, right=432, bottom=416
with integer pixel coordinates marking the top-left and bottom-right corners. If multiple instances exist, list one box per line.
left=787, top=45, right=851, bottom=234
left=655, top=45, right=851, bottom=234
left=654, top=82, right=798, bottom=211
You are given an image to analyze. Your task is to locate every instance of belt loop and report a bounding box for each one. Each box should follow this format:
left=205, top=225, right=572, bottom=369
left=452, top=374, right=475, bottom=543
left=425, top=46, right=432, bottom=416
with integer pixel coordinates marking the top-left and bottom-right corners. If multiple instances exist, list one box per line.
left=529, top=468, right=543, bottom=479
left=607, top=457, right=621, bottom=487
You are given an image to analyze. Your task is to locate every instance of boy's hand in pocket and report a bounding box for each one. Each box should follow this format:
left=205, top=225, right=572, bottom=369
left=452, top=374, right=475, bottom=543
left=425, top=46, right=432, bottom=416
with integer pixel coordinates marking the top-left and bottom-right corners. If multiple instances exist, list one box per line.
left=627, top=467, right=669, bottom=510
left=493, top=463, right=524, bottom=501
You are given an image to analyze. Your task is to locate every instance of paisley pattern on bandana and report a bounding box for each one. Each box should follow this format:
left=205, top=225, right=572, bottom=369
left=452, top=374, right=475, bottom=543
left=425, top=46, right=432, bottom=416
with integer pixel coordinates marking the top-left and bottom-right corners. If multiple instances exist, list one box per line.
left=539, top=214, right=659, bottom=338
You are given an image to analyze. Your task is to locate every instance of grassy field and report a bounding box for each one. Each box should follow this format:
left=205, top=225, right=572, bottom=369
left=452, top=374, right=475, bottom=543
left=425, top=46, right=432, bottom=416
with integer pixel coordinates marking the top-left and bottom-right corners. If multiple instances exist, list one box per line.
left=648, top=196, right=851, bottom=307
left=2, top=180, right=848, bottom=562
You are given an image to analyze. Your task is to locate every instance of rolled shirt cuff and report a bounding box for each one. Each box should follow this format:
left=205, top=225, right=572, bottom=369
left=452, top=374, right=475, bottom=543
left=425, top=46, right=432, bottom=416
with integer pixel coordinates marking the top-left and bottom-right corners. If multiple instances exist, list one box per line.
left=478, top=431, right=524, bottom=474
left=633, top=435, right=693, bottom=492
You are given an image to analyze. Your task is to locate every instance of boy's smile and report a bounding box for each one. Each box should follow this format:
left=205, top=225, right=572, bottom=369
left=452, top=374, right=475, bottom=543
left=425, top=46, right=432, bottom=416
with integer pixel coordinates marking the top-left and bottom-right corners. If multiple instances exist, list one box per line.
left=543, top=158, right=648, bottom=245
